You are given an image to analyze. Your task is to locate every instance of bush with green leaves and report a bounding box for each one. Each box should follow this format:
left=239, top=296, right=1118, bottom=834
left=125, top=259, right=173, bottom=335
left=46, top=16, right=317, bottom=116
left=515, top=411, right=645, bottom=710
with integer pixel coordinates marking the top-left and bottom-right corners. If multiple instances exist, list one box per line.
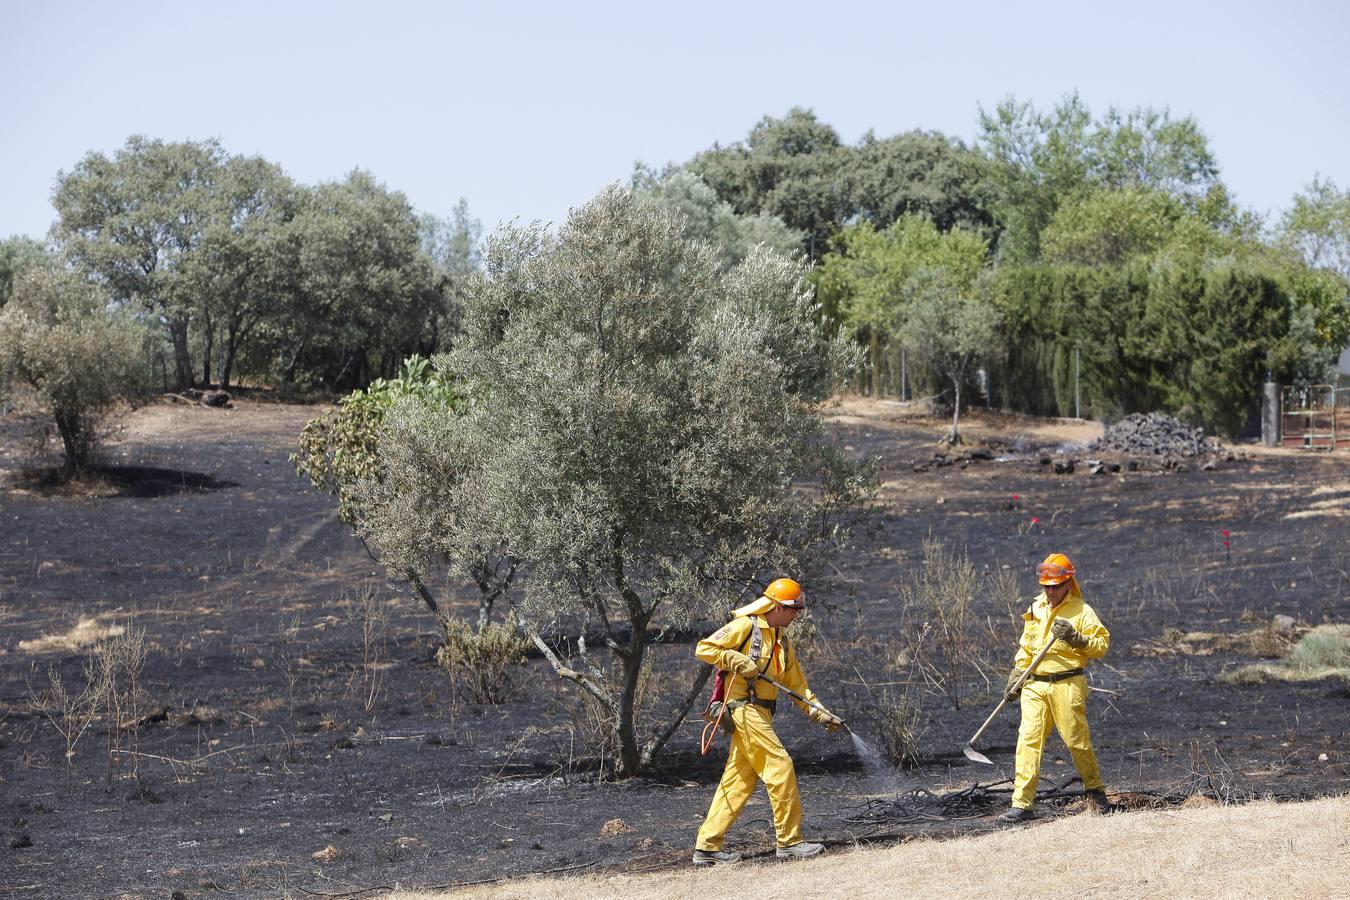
left=436, top=620, right=531, bottom=704
left=0, top=269, right=148, bottom=473
left=814, top=214, right=989, bottom=397
left=292, top=356, right=505, bottom=626
left=362, top=185, right=873, bottom=776
left=293, top=355, right=457, bottom=527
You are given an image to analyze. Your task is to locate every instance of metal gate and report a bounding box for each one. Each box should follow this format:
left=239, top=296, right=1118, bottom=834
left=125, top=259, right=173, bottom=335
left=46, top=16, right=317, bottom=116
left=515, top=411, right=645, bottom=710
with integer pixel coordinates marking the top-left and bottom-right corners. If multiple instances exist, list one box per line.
left=1281, top=385, right=1350, bottom=450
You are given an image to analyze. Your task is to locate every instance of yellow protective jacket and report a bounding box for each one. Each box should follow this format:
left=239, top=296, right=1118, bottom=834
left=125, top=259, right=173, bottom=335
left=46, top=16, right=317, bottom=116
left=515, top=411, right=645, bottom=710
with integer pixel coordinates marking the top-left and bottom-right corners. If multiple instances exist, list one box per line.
left=1014, top=593, right=1109, bottom=674
left=696, top=616, right=822, bottom=715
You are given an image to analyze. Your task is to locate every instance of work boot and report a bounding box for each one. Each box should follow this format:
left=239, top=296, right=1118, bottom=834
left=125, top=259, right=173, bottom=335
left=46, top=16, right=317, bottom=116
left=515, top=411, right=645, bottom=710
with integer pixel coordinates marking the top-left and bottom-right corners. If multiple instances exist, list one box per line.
left=997, top=806, right=1035, bottom=823
left=776, top=841, right=824, bottom=860
left=1086, top=790, right=1113, bottom=814
left=691, top=848, right=741, bottom=866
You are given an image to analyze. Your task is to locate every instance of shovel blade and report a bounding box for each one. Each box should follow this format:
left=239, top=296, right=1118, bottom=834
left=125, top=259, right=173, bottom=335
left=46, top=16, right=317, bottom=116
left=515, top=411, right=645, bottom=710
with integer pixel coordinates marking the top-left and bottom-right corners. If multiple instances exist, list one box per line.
left=963, top=744, right=994, bottom=765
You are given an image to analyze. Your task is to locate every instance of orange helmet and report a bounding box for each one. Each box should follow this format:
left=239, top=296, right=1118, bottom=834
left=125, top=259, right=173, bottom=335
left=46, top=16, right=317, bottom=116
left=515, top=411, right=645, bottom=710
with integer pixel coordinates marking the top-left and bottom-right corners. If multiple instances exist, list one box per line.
left=764, top=577, right=805, bottom=609
left=1036, top=553, right=1075, bottom=586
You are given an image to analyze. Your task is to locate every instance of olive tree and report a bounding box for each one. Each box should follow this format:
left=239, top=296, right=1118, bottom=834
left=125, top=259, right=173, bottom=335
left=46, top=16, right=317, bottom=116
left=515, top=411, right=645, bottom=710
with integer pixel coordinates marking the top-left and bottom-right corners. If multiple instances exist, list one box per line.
left=361, top=186, right=870, bottom=776
left=899, top=271, right=1003, bottom=444
left=0, top=270, right=148, bottom=473
left=0, top=236, right=53, bottom=308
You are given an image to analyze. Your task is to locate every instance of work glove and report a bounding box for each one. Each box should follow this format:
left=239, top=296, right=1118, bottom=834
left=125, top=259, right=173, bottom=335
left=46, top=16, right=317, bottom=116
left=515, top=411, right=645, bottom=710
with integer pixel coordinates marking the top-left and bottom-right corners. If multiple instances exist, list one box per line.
left=726, top=652, right=760, bottom=681
left=810, top=707, right=844, bottom=733
left=1004, top=668, right=1026, bottom=702
left=1051, top=618, right=1089, bottom=650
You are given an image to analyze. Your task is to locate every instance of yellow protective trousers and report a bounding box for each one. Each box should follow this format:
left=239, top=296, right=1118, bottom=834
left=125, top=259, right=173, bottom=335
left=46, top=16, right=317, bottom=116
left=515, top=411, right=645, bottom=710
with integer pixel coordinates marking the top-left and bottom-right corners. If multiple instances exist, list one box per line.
left=695, top=704, right=803, bottom=850
left=1011, top=675, right=1104, bottom=809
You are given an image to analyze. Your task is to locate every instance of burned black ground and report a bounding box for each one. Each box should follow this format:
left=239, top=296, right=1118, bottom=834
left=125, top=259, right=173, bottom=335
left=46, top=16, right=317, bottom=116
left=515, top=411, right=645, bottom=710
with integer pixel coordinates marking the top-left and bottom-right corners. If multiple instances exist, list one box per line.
left=1, top=399, right=1347, bottom=898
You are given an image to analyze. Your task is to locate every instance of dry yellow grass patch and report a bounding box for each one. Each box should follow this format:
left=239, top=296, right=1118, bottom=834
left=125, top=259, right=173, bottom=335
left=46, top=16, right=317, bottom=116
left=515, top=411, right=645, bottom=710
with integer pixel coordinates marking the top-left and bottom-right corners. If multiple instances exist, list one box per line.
left=390, top=796, right=1350, bottom=900
left=18, top=617, right=125, bottom=653
left=1223, top=624, right=1350, bottom=684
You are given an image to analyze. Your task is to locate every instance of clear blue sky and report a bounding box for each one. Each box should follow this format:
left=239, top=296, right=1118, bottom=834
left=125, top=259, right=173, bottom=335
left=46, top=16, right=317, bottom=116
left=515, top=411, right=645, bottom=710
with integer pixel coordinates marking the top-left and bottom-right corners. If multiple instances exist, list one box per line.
left=3, top=0, right=1347, bottom=241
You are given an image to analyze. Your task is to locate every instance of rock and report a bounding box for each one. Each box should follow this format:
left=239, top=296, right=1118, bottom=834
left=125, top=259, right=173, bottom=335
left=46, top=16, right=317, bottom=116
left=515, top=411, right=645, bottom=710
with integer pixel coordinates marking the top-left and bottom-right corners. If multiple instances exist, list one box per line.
left=312, top=844, right=340, bottom=862
left=1271, top=614, right=1297, bottom=633
left=1039, top=456, right=1052, bottom=466
left=10, top=833, right=32, bottom=849
left=1318, top=752, right=1329, bottom=762
left=1202, top=460, right=1216, bottom=471
left=1053, top=459, right=1076, bottom=475
left=968, top=447, right=994, bottom=461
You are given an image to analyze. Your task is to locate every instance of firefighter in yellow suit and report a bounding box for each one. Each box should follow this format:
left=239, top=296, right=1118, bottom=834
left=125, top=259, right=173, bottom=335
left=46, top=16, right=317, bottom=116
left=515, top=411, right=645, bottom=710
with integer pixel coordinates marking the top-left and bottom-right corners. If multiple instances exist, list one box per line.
left=691, top=578, right=843, bottom=866
left=999, top=552, right=1112, bottom=822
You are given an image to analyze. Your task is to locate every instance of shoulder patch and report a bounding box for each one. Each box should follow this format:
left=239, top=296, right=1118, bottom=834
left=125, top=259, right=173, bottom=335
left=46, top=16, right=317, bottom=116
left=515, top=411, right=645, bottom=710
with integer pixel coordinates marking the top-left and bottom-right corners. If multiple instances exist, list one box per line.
left=709, top=625, right=733, bottom=642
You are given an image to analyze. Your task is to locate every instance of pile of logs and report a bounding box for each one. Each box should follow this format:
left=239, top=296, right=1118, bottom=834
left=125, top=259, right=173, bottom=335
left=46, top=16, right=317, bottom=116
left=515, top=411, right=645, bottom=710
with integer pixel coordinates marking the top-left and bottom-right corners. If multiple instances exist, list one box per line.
left=1092, top=413, right=1215, bottom=457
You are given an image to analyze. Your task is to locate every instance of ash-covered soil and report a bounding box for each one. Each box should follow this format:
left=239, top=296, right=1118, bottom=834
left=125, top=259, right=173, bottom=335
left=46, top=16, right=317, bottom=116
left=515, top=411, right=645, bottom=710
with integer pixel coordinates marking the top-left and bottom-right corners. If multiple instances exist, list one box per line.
left=1, top=397, right=1347, bottom=898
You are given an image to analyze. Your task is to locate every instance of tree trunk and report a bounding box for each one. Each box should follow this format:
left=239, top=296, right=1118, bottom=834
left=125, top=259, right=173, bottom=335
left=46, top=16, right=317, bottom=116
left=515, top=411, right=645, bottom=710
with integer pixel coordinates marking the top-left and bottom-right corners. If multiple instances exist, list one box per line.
left=201, top=321, right=214, bottom=387
left=472, top=556, right=518, bottom=633
left=54, top=409, right=84, bottom=475
left=221, top=314, right=255, bottom=391
left=282, top=337, right=307, bottom=385
left=615, top=618, right=648, bottom=778
left=869, top=331, right=880, bottom=396
left=168, top=317, right=194, bottom=391
left=948, top=379, right=963, bottom=445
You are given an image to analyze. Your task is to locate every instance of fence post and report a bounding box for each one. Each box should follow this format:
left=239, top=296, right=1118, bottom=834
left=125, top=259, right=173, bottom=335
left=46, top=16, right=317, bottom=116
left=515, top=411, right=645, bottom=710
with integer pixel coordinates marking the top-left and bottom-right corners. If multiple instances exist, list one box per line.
left=1261, top=381, right=1281, bottom=447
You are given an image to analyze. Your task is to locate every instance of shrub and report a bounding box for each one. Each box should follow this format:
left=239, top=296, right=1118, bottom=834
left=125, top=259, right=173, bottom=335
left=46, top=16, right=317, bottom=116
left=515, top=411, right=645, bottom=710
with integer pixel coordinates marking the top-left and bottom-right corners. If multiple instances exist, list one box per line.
left=872, top=686, right=923, bottom=768
left=292, top=355, right=458, bottom=527
left=1221, top=624, right=1350, bottom=684
left=1286, top=624, right=1350, bottom=670
left=0, top=270, right=148, bottom=473
left=435, top=620, right=530, bottom=704
left=901, top=539, right=988, bottom=709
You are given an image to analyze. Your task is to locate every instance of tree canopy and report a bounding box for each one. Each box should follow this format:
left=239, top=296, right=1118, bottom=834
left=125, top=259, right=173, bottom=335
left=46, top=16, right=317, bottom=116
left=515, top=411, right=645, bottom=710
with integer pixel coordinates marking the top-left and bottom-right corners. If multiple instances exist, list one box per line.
left=357, top=186, right=871, bottom=775
left=0, top=269, right=149, bottom=472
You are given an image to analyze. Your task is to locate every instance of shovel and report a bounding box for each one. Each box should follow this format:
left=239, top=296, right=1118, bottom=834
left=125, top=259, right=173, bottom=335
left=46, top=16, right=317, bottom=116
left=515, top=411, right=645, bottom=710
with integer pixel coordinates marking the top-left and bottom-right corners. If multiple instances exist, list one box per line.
left=962, top=636, right=1059, bottom=765
left=758, top=674, right=850, bottom=733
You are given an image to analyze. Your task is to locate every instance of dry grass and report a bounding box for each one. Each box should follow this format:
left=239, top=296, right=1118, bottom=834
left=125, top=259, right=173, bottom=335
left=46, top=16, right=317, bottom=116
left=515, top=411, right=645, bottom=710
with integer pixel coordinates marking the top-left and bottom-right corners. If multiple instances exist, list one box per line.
left=18, top=617, right=125, bottom=653
left=1134, top=621, right=1299, bottom=659
left=1222, top=624, right=1350, bottom=684
left=389, top=795, right=1350, bottom=900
